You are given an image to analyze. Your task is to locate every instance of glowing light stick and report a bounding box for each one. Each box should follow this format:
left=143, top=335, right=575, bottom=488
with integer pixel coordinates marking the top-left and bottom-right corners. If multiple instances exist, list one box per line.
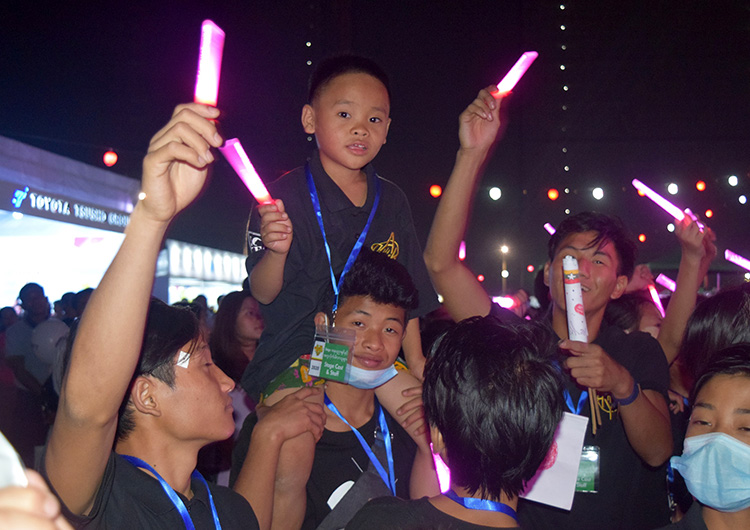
left=562, top=256, right=588, bottom=342
left=648, top=285, right=666, bottom=318
left=544, top=222, right=556, bottom=235
left=431, top=447, right=451, bottom=493
left=220, top=139, right=274, bottom=205
left=492, top=296, right=517, bottom=309
left=631, top=179, right=704, bottom=229
left=458, top=240, right=466, bottom=261
left=495, top=51, right=539, bottom=95
left=656, top=274, right=676, bottom=292
left=725, top=249, right=750, bottom=272
left=194, top=20, right=225, bottom=106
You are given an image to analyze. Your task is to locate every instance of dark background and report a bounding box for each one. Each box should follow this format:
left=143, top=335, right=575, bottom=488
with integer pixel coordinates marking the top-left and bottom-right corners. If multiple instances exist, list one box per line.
left=2, top=0, right=749, bottom=293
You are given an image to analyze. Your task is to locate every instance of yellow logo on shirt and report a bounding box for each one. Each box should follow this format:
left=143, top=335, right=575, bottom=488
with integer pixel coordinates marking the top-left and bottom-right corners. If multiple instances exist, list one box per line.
left=370, top=232, right=399, bottom=260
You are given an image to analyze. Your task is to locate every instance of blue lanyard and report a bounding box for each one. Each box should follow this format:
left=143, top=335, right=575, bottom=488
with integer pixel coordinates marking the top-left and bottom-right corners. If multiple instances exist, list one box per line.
left=120, top=455, right=222, bottom=530
left=564, top=389, right=588, bottom=415
left=444, top=489, right=518, bottom=522
left=306, top=164, right=382, bottom=312
left=324, top=394, right=396, bottom=495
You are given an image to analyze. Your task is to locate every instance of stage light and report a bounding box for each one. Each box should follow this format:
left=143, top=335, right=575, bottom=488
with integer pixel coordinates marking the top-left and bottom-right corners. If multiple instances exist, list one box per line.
left=638, top=234, right=646, bottom=242
left=560, top=64, right=566, bottom=70
left=560, top=25, right=566, bottom=30
left=501, top=270, right=510, bottom=278
left=667, top=223, right=675, bottom=232
left=740, top=195, right=747, bottom=205
left=592, top=187, right=604, bottom=200
left=430, top=184, right=442, bottom=198
left=103, top=150, right=118, bottom=167
left=548, top=188, right=559, bottom=201
left=489, top=187, right=502, bottom=200
left=705, top=209, right=713, bottom=218
left=565, top=208, right=570, bottom=214
left=527, top=265, right=535, bottom=273
left=138, top=192, right=147, bottom=201
left=477, top=274, right=485, bottom=282
left=667, top=183, right=678, bottom=195
left=500, top=245, right=509, bottom=254
left=728, top=175, right=739, bottom=187
left=696, top=180, right=706, bottom=191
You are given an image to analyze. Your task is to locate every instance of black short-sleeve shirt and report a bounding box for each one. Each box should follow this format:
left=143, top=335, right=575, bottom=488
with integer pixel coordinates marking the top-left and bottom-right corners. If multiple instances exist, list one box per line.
left=241, top=151, right=439, bottom=399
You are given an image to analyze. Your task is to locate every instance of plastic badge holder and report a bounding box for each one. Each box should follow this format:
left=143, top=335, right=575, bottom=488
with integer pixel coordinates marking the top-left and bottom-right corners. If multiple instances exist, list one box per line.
left=309, top=324, right=355, bottom=383
left=0, top=431, right=27, bottom=488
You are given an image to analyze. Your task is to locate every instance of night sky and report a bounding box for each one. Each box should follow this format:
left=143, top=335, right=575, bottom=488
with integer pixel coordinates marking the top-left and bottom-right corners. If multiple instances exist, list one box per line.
left=3, top=1, right=749, bottom=293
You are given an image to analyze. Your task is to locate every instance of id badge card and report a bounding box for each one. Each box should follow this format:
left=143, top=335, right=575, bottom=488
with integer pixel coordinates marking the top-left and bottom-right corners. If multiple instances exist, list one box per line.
left=309, top=323, right=355, bottom=383
left=575, top=445, right=600, bottom=493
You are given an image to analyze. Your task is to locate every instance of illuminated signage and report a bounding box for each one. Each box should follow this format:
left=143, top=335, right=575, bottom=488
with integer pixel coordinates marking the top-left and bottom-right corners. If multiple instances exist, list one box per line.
left=3, top=182, right=131, bottom=232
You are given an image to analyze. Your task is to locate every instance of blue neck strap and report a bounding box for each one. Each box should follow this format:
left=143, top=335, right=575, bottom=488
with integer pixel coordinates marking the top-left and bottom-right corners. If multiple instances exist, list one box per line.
left=564, top=388, right=588, bottom=415
left=444, top=489, right=518, bottom=521
left=324, top=393, right=396, bottom=495
left=306, top=164, right=382, bottom=313
left=120, top=455, right=222, bottom=530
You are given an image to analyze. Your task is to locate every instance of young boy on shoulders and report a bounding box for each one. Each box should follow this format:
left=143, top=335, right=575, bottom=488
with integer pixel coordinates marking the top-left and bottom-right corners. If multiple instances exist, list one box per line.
left=241, top=55, right=439, bottom=528
left=43, top=103, right=326, bottom=530
left=347, top=317, right=565, bottom=529
left=232, top=249, right=439, bottom=530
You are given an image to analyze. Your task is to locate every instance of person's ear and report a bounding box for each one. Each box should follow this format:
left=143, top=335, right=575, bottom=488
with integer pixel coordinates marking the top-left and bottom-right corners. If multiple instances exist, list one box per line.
left=430, top=426, right=447, bottom=459
left=543, top=261, right=551, bottom=287
left=313, top=311, right=328, bottom=327
left=611, top=275, right=629, bottom=300
left=301, top=104, right=316, bottom=134
left=131, top=377, right=162, bottom=418
left=383, top=117, right=392, bottom=144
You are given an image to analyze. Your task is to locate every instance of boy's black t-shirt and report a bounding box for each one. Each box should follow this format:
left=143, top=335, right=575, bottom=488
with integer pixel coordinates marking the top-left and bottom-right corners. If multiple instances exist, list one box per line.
left=242, top=151, right=439, bottom=400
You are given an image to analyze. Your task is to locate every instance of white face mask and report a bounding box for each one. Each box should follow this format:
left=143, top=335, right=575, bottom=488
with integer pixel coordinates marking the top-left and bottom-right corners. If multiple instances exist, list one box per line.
left=670, top=432, right=750, bottom=512
left=346, top=364, right=398, bottom=389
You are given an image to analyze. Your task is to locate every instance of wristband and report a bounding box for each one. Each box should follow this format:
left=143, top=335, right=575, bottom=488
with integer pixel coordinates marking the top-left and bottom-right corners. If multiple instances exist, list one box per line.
left=616, top=381, right=640, bottom=406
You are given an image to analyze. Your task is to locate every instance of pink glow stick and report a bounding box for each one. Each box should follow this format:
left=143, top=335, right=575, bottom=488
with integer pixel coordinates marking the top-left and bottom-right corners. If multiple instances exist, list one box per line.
left=648, top=285, right=666, bottom=318
left=495, top=51, right=539, bottom=95
left=631, top=179, right=686, bottom=220
left=725, top=249, right=750, bottom=272
left=492, top=296, right=517, bottom=309
left=655, top=274, right=676, bottom=292
left=431, top=447, right=451, bottom=493
left=544, top=222, right=556, bottom=235
left=458, top=240, right=466, bottom=261
left=194, top=20, right=225, bottom=106
left=219, top=139, right=274, bottom=205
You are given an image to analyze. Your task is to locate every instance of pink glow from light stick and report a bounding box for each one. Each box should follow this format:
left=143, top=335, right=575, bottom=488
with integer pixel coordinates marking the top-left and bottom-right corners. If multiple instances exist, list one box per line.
left=219, top=139, right=274, bottom=205
left=544, top=222, right=556, bottom=235
left=431, top=446, right=451, bottom=493
left=725, top=249, right=750, bottom=272
left=655, top=274, right=676, bottom=292
left=631, top=179, right=685, bottom=220
left=648, top=285, right=666, bottom=318
left=492, top=296, right=516, bottom=309
left=194, top=20, right=225, bottom=106
left=458, top=240, right=466, bottom=261
left=495, top=51, right=539, bottom=95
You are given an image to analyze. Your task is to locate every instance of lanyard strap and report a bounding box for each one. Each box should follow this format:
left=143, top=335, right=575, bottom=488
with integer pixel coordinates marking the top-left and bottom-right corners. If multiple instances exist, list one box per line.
left=324, top=394, right=396, bottom=495
left=444, top=489, right=518, bottom=521
left=306, top=164, right=382, bottom=312
left=120, top=455, right=222, bottom=530
left=564, top=388, right=588, bottom=415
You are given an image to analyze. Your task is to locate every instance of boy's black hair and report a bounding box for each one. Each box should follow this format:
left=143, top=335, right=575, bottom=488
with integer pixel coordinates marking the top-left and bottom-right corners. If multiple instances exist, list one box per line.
left=691, top=343, right=750, bottom=405
left=308, top=54, right=391, bottom=106
left=423, top=317, right=564, bottom=500
left=62, top=298, right=201, bottom=441
left=337, top=248, right=418, bottom=319
left=548, top=212, right=637, bottom=280
left=18, top=282, right=44, bottom=303
left=603, top=290, right=654, bottom=333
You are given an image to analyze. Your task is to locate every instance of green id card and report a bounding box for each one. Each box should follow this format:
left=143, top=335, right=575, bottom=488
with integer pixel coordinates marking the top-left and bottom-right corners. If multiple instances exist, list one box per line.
left=308, top=323, right=355, bottom=383
left=575, top=445, right=600, bottom=493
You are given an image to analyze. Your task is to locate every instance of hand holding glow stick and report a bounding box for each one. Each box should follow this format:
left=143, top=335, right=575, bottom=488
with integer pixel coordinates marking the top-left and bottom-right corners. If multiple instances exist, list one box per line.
left=495, top=51, right=539, bottom=96
left=631, top=179, right=704, bottom=229
left=725, top=249, right=750, bottom=272
left=194, top=20, right=225, bottom=106
left=219, top=139, right=274, bottom=205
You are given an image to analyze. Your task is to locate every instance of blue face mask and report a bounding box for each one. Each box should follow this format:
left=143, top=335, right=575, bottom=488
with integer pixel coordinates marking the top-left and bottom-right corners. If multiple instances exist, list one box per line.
left=670, top=432, right=750, bottom=512
left=346, top=364, right=398, bottom=389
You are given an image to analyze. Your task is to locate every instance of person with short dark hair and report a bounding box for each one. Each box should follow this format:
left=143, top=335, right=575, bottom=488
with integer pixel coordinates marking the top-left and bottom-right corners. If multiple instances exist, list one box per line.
left=424, top=86, right=672, bottom=529
left=43, top=103, right=326, bottom=530
left=232, top=249, right=438, bottom=529
left=348, top=317, right=565, bottom=529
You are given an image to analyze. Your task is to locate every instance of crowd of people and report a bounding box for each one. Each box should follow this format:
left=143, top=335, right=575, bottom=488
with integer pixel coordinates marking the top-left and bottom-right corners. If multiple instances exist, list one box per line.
left=1, top=55, right=748, bottom=530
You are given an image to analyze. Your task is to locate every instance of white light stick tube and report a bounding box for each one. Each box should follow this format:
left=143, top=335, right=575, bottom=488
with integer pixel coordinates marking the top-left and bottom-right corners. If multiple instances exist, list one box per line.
left=562, top=256, right=588, bottom=342
left=194, top=20, right=225, bottom=107
left=496, top=51, right=539, bottom=95
left=725, top=249, right=750, bottom=272
left=544, top=222, right=556, bottom=235
left=655, top=274, right=676, bottom=292
left=492, top=296, right=516, bottom=309
left=219, top=139, right=274, bottom=205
